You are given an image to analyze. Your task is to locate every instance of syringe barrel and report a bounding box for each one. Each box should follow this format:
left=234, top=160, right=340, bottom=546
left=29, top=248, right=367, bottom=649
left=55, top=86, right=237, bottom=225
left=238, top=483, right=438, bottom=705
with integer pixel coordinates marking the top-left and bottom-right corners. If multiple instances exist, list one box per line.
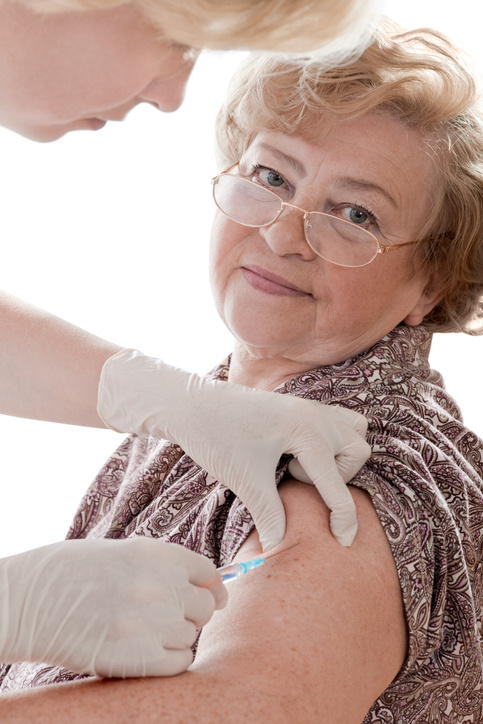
left=217, top=562, right=244, bottom=583
left=217, top=556, right=265, bottom=583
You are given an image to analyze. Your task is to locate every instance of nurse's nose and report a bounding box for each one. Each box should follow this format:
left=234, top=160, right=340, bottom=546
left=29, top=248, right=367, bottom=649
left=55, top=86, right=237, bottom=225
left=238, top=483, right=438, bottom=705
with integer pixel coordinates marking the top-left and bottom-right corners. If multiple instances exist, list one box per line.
left=139, top=53, right=198, bottom=113
left=258, top=207, right=318, bottom=260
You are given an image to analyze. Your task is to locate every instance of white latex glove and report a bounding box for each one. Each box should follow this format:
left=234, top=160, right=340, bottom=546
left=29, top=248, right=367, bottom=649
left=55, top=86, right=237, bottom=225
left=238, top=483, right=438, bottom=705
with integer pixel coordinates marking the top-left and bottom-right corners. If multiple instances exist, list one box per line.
left=98, top=350, right=371, bottom=549
left=0, top=538, right=227, bottom=678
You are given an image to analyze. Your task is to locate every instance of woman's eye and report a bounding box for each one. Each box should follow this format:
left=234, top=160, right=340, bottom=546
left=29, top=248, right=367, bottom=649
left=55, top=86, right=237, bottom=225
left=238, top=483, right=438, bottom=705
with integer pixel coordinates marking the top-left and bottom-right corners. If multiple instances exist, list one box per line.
left=250, top=165, right=287, bottom=189
left=264, top=170, right=285, bottom=187
left=349, top=208, right=367, bottom=224
left=338, top=206, right=373, bottom=227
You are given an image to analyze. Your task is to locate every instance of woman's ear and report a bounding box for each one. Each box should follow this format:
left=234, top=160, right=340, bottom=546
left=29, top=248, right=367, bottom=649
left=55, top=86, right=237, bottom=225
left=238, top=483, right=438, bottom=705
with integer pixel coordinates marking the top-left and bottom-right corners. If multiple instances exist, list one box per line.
left=404, top=279, right=446, bottom=327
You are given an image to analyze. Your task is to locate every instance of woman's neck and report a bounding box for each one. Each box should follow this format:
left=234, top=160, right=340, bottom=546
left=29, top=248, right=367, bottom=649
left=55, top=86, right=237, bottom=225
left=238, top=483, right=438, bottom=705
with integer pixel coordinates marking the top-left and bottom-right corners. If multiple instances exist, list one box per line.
left=227, top=341, right=321, bottom=391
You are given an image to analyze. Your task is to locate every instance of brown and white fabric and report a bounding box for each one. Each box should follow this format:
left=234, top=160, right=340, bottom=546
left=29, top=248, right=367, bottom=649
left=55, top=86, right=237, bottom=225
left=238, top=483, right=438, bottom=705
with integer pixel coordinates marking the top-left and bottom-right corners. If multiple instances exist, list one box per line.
left=2, top=324, right=483, bottom=722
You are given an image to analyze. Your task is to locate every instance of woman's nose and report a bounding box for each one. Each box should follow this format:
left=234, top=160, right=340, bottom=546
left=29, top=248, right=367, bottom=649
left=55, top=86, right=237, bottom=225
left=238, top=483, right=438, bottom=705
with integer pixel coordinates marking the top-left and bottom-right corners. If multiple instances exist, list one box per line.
left=258, top=208, right=318, bottom=260
left=138, top=58, right=197, bottom=113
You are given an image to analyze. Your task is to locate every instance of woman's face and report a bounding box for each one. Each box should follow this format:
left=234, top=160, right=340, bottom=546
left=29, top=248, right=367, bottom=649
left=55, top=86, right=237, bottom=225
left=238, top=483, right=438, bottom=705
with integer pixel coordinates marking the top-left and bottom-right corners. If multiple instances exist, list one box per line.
left=210, top=114, right=441, bottom=370
left=0, top=2, right=198, bottom=141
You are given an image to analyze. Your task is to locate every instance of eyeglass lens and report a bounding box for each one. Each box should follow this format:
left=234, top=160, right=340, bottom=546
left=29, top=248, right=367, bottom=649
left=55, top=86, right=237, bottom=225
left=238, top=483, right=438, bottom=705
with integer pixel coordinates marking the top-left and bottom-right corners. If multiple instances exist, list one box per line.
left=213, top=174, right=379, bottom=267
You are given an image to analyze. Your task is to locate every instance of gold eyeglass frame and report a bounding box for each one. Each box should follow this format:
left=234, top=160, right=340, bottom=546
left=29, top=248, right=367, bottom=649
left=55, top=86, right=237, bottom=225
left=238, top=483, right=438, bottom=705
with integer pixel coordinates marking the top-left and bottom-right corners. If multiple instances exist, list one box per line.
left=212, top=165, right=433, bottom=268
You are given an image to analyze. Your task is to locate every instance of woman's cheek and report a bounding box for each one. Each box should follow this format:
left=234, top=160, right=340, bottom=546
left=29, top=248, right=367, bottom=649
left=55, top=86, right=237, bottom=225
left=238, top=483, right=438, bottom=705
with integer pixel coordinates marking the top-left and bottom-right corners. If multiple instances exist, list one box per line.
left=209, top=255, right=244, bottom=331
left=209, top=219, right=229, bottom=306
left=209, top=262, right=229, bottom=325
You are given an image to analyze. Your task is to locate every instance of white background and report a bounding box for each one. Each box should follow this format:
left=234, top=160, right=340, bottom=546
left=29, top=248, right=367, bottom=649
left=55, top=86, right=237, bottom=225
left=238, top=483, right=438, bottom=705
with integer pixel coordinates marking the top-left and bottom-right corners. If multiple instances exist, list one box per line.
left=1, top=0, right=482, bottom=557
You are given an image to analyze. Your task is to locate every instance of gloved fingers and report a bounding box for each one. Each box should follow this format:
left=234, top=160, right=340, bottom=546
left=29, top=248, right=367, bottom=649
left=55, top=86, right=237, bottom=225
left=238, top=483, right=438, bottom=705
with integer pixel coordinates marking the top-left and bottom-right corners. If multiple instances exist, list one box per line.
left=288, top=416, right=370, bottom=488
left=170, top=544, right=219, bottom=588
left=96, top=646, right=194, bottom=679
left=329, top=501, right=359, bottom=547
left=161, top=619, right=198, bottom=649
left=218, top=445, right=286, bottom=552
left=297, top=449, right=358, bottom=545
left=287, top=457, right=313, bottom=485
left=211, top=579, right=228, bottom=611
left=86, top=622, right=197, bottom=678
left=317, top=478, right=357, bottom=546
left=182, top=584, right=219, bottom=629
left=218, top=439, right=287, bottom=551
left=286, top=404, right=365, bottom=461
left=198, top=575, right=228, bottom=611
left=334, top=435, right=372, bottom=483
left=165, top=544, right=228, bottom=611
left=353, top=410, right=368, bottom=437
left=242, top=483, right=287, bottom=552
left=331, top=406, right=368, bottom=437
left=287, top=455, right=361, bottom=551
left=144, top=648, right=194, bottom=677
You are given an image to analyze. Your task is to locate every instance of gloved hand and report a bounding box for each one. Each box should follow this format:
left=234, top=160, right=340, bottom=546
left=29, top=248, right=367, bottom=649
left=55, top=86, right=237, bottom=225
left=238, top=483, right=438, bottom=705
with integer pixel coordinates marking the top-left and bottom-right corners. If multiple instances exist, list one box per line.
left=98, top=350, right=371, bottom=549
left=0, top=538, right=226, bottom=678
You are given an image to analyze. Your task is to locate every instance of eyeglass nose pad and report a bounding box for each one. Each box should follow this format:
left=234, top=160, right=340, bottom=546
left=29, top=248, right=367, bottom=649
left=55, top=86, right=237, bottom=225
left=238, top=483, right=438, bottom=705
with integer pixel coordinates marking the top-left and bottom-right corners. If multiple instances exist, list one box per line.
left=278, top=205, right=292, bottom=220
left=304, top=216, right=313, bottom=230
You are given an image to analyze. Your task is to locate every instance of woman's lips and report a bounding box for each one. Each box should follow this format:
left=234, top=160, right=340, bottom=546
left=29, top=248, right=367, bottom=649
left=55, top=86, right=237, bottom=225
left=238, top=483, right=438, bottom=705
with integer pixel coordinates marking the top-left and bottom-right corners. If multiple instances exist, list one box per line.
left=241, top=265, right=310, bottom=297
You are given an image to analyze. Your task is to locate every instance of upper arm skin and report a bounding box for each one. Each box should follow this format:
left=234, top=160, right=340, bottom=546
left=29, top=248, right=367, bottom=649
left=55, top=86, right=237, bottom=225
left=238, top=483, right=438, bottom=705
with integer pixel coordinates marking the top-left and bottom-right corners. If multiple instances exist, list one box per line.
left=0, top=480, right=408, bottom=724
left=193, top=479, right=408, bottom=723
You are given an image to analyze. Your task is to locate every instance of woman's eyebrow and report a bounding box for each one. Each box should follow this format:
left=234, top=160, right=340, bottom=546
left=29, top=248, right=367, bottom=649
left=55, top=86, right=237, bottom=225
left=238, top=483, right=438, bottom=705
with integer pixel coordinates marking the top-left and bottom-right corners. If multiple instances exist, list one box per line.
left=257, top=143, right=307, bottom=176
left=332, top=176, right=398, bottom=208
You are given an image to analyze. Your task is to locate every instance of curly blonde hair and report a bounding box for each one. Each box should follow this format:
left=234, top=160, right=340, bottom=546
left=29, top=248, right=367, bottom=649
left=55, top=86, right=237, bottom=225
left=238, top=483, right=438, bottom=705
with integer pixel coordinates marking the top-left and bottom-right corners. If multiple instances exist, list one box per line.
left=8, top=0, right=382, bottom=57
left=215, top=19, right=483, bottom=334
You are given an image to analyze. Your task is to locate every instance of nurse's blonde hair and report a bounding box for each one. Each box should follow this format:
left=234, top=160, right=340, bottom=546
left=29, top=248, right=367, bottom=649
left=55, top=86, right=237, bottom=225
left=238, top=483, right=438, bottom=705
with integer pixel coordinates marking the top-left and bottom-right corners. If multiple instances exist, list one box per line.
left=9, top=0, right=383, bottom=59
left=215, top=19, right=483, bottom=334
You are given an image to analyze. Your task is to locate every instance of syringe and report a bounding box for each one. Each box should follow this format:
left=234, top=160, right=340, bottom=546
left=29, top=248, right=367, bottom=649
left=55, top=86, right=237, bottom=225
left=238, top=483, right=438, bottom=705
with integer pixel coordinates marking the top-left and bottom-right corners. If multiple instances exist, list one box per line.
left=216, top=542, right=299, bottom=584
left=217, top=556, right=265, bottom=583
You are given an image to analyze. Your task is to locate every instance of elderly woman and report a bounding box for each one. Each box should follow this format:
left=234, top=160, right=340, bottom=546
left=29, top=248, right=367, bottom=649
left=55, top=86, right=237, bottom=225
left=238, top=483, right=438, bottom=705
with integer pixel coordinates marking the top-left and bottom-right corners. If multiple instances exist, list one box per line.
left=1, top=19, right=483, bottom=722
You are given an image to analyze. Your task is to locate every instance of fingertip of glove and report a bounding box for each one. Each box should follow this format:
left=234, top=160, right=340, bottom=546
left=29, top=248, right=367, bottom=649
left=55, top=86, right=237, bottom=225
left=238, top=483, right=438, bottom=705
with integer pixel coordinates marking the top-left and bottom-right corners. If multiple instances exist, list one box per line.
left=332, top=522, right=358, bottom=547
left=214, top=583, right=229, bottom=610
left=260, top=533, right=284, bottom=553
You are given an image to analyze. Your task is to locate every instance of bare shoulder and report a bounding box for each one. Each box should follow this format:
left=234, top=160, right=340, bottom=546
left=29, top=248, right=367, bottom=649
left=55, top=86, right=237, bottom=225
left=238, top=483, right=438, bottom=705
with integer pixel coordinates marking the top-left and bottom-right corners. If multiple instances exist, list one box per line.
left=194, top=479, right=408, bottom=724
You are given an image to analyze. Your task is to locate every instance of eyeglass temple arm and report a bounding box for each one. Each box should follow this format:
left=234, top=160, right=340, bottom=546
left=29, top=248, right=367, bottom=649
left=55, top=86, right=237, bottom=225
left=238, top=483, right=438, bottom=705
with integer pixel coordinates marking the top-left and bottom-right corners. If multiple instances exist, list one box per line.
left=378, top=236, right=437, bottom=254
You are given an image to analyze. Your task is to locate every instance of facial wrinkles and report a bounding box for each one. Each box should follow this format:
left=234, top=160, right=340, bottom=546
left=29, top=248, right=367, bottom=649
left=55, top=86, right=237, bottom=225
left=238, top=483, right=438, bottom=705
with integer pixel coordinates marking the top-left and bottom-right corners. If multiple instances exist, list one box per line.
left=245, top=134, right=405, bottom=241
left=215, top=120, right=435, bottom=391
left=314, top=139, right=401, bottom=230
left=256, top=143, right=308, bottom=178
left=245, top=227, right=316, bottom=300
left=306, top=126, right=425, bottom=242
left=255, top=128, right=423, bottom=263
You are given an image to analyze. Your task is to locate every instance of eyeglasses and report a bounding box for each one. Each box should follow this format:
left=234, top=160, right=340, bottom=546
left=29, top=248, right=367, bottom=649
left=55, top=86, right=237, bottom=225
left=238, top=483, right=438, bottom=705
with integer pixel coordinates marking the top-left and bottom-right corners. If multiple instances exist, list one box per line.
left=212, top=167, right=426, bottom=268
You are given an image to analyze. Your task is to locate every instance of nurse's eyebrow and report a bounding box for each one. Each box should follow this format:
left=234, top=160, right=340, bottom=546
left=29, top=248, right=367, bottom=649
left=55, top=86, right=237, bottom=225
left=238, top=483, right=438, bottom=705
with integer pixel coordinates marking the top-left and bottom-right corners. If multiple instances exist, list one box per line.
left=257, top=143, right=307, bottom=176
left=332, top=176, right=398, bottom=208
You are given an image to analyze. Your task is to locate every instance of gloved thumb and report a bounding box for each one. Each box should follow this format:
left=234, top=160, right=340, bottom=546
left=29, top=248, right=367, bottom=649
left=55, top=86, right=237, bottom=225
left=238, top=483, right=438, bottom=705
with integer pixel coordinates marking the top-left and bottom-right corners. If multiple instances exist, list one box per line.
left=245, top=483, right=287, bottom=552
left=334, top=437, right=371, bottom=483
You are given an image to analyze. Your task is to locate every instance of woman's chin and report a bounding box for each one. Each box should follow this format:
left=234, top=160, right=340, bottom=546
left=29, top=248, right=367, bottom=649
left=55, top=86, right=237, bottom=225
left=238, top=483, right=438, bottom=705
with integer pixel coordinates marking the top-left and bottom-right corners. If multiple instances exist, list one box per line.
left=224, top=298, right=309, bottom=348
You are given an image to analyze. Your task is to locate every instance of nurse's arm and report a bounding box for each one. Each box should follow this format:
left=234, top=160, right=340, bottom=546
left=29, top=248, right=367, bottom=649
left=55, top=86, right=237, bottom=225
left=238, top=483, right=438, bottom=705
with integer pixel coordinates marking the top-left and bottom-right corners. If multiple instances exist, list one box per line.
left=0, top=481, right=408, bottom=723
left=0, top=289, right=120, bottom=426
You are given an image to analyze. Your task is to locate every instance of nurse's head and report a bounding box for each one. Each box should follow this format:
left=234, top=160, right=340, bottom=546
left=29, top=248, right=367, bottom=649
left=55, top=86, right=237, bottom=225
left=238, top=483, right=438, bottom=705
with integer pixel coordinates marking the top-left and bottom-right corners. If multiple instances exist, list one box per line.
left=0, top=0, right=382, bottom=141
